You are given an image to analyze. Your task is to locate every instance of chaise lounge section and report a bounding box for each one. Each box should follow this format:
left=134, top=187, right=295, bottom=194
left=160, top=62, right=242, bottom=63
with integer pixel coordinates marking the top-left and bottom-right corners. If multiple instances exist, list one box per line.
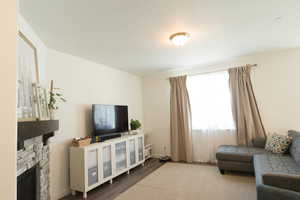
left=216, top=130, right=300, bottom=200
left=216, top=138, right=266, bottom=174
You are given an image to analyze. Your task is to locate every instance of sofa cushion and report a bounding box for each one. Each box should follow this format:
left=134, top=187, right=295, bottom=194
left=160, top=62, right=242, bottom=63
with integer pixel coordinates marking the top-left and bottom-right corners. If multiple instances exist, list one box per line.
left=252, top=137, right=266, bottom=148
left=288, top=130, right=300, bottom=167
left=254, top=154, right=300, bottom=185
left=288, top=130, right=300, bottom=138
left=216, top=145, right=266, bottom=162
left=262, top=173, right=300, bottom=193
left=265, top=133, right=292, bottom=153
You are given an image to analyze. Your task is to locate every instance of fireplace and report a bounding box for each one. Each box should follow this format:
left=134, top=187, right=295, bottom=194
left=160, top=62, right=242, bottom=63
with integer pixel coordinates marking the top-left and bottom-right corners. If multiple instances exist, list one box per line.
left=17, top=136, right=50, bottom=200
left=17, top=165, right=37, bottom=200
left=17, top=120, right=59, bottom=200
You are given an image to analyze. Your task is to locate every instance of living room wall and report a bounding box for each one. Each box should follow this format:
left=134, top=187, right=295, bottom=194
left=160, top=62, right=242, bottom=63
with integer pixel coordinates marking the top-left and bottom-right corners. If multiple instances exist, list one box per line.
left=19, top=16, right=144, bottom=199
left=1, top=1, right=17, bottom=200
left=143, top=48, right=300, bottom=157
left=46, top=49, right=144, bottom=199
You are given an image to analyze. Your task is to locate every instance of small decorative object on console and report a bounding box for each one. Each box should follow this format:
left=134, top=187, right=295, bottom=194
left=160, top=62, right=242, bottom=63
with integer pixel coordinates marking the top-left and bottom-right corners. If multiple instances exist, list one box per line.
left=72, top=137, right=91, bottom=147
left=265, top=133, right=292, bottom=153
left=95, top=136, right=101, bottom=143
left=130, top=119, right=141, bottom=130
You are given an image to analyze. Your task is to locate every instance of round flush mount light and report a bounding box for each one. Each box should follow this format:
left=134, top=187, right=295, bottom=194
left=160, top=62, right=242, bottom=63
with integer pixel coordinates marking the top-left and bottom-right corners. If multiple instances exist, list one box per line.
left=169, top=32, right=190, bottom=46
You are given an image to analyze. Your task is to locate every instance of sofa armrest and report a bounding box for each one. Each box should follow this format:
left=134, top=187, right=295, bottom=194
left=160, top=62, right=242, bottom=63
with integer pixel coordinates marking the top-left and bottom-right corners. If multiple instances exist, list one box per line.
left=252, top=137, right=266, bottom=148
left=257, top=184, right=300, bottom=200
left=262, top=173, right=300, bottom=193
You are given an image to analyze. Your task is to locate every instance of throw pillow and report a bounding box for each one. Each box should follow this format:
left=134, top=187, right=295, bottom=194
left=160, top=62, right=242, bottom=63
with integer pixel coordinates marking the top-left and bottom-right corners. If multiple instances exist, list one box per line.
left=265, top=133, right=292, bottom=153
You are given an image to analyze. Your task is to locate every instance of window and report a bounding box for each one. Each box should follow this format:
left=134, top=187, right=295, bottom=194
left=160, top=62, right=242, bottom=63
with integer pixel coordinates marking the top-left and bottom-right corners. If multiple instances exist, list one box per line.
left=187, top=71, right=235, bottom=130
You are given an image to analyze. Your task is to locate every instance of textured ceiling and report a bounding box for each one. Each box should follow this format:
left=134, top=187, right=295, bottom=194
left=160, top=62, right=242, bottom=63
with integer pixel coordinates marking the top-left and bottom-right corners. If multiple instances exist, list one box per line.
left=20, top=0, right=300, bottom=76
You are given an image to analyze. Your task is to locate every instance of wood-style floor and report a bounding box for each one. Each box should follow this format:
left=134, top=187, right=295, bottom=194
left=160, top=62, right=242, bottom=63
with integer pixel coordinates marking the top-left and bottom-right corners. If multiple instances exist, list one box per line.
left=61, top=159, right=164, bottom=200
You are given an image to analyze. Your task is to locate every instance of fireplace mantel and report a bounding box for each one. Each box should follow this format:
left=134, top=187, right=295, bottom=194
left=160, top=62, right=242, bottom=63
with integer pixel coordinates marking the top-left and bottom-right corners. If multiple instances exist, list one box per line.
left=17, top=120, right=59, bottom=150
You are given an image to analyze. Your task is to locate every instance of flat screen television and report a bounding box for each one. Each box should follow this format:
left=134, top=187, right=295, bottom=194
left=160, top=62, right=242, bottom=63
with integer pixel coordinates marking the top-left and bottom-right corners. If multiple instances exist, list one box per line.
left=92, top=104, right=128, bottom=140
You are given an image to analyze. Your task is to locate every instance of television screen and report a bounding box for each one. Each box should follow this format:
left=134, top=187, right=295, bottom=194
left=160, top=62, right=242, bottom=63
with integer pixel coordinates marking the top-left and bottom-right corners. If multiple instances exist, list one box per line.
left=92, top=104, right=128, bottom=136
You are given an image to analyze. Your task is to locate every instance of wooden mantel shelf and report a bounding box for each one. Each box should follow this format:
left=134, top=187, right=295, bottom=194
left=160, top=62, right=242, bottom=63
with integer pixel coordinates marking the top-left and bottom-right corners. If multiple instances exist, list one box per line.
left=18, top=120, right=59, bottom=150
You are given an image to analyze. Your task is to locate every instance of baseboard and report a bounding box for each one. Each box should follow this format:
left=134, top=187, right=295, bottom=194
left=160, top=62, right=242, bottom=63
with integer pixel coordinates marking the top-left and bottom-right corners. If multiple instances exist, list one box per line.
left=151, top=154, right=171, bottom=159
left=55, top=188, right=71, bottom=200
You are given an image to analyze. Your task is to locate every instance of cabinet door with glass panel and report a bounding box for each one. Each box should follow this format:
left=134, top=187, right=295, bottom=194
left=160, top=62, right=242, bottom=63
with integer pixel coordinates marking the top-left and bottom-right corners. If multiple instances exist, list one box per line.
left=114, top=141, right=127, bottom=174
left=100, top=144, right=113, bottom=182
left=128, top=138, right=136, bottom=167
left=137, top=135, right=144, bottom=163
left=86, top=148, right=99, bottom=188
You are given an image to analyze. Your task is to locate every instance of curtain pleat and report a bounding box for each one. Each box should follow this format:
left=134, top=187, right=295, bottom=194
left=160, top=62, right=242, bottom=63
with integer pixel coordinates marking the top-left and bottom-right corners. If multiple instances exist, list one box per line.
left=169, top=75, right=193, bottom=162
left=228, top=65, right=266, bottom=146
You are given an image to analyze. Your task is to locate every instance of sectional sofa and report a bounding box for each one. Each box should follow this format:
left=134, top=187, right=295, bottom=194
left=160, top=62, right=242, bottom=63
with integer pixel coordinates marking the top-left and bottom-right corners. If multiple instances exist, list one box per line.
left=216, top=130, right=300, bottom=200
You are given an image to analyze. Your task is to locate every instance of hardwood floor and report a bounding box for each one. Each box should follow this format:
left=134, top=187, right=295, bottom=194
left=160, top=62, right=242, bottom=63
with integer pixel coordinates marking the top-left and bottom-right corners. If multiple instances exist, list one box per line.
left=61, top=159, right=164, bottom=200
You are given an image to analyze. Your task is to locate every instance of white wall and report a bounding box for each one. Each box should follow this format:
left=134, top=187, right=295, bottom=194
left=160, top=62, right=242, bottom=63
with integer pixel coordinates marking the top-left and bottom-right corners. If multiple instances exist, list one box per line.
left=143, top=48, right=300, bottom=156
left=143, top=78, right=171, bottom=157
left=17, top=15, right=143, bottom=200
left=18, top=16, right=144, bottom=199
left=0, top=1, right=17, bottom=200
left=46, top=49, right=143, bottom=199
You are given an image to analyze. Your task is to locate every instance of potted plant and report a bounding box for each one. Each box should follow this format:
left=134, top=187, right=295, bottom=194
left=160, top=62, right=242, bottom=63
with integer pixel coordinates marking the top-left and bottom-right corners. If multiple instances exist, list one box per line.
left=130, top=119, right=141, bottom=133
left=48, top=80, right=66, bottom=119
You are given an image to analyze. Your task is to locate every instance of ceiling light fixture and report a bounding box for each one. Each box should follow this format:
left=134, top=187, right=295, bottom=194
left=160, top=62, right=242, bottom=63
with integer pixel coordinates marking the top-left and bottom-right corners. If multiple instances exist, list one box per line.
left=169, top=32, right=190, bottom=46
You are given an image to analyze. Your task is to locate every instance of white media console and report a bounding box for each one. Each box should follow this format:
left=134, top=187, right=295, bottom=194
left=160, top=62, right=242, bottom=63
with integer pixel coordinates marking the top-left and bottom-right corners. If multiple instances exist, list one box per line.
left=69, top=134, right=145, bottom=199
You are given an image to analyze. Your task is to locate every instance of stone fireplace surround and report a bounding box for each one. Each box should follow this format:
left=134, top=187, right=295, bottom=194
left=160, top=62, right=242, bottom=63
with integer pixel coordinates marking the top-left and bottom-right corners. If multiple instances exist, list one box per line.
left=17, top=120, right=58, bottom=200
left=17, top=136, right=50, bottom=200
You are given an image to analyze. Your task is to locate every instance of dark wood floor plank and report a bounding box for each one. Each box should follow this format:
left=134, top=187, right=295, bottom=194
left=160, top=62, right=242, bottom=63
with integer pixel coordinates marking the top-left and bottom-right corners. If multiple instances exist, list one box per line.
left=61, top=158, right=164, bottom=200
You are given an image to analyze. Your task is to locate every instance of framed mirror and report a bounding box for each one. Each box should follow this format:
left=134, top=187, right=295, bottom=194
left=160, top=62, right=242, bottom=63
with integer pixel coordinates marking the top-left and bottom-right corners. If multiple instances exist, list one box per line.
left=17, top=31, right=40, bottom=121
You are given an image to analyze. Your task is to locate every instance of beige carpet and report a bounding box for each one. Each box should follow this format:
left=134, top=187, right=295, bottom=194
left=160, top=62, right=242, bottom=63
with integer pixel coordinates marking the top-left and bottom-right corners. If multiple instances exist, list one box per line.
left=115, top=162, right=256, bottom=200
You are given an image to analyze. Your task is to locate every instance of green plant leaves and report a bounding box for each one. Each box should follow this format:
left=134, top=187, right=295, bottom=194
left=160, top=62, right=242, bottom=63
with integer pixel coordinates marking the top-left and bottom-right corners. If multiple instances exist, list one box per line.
left=48, top=85, right=67, bottom=110
left=130, top=119, right=141, bottom=130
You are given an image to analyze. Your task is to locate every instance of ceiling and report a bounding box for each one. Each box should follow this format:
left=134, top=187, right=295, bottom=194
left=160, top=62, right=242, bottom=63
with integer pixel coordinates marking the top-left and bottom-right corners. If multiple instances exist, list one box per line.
left=20, top=0, right=300, bottom=76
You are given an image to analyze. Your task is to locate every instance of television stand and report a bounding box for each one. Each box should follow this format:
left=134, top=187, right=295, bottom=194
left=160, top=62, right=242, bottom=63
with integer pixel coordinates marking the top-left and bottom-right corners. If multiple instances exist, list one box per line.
left=70, top=134, right=145, bottom=199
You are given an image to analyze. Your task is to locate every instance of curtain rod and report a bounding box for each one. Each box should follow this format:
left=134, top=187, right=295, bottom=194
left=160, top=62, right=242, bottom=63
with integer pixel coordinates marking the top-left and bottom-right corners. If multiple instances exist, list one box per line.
left=167, top=64, right=258, bottom=79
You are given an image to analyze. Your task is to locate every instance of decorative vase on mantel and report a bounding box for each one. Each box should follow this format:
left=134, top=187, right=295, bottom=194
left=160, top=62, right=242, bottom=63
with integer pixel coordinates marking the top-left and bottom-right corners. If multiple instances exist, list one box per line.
left=48, top=80, right=66, bottom=120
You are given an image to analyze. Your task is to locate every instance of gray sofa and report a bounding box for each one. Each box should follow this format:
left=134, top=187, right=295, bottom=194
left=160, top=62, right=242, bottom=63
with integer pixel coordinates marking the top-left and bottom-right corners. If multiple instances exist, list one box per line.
left=216, top=130, right=300, bottom=200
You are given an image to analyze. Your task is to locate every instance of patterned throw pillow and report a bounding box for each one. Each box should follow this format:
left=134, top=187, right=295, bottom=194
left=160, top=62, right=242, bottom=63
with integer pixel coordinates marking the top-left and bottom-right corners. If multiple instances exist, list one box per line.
left=265, top=133, right=292, bottom=153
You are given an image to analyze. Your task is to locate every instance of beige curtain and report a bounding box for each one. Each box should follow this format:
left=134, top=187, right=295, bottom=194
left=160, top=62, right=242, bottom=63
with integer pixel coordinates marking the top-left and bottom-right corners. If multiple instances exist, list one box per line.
left=228, top=65, right=266, bottom=146
left=169, top=75, right=193, bottom=162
